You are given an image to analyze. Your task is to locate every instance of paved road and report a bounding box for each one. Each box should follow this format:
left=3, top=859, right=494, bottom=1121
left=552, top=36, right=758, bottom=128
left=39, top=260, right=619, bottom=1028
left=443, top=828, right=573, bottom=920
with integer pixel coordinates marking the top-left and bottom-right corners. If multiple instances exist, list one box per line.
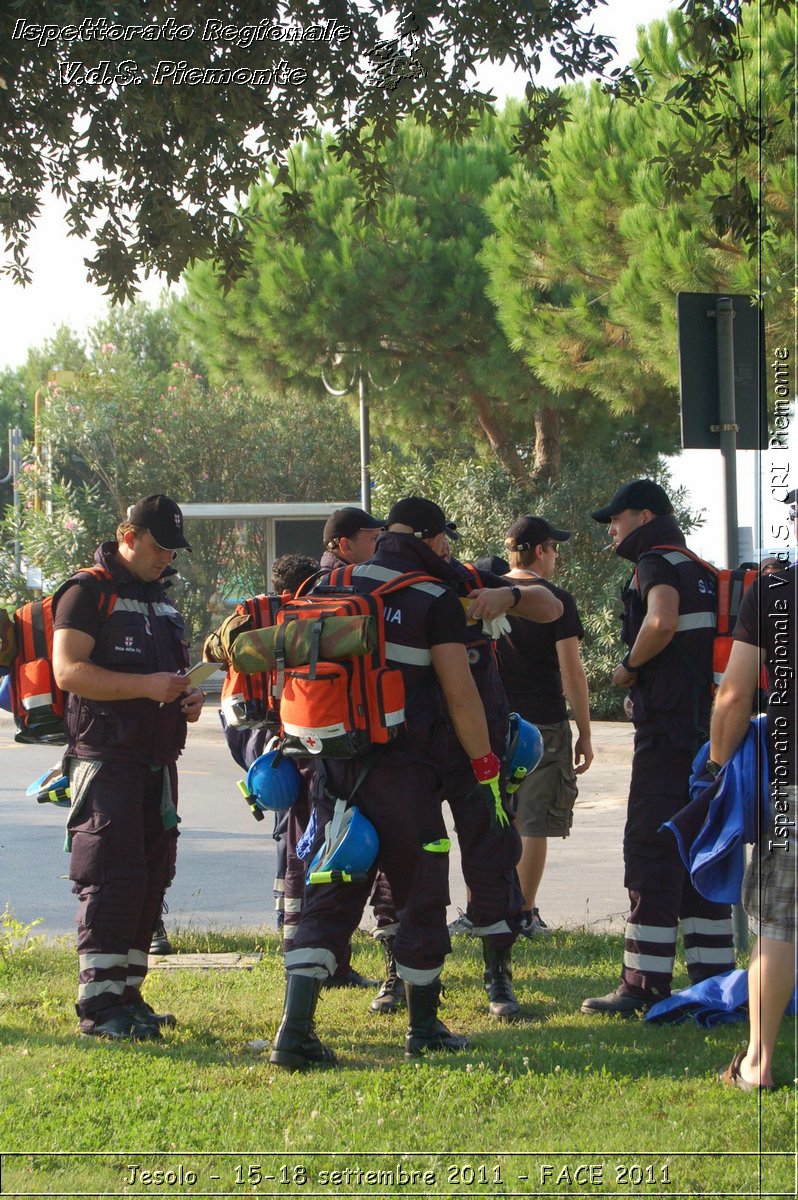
left=0, top=708, right=632, bottom=940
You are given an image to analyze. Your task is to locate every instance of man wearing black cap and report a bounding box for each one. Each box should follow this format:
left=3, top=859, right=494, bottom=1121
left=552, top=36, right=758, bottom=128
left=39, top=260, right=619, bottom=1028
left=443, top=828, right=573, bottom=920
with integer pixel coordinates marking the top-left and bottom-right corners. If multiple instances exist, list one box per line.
left=582, top=480, right=734, bottom=1015
left=320, top=507, right=384, bottom=573
left=497, top=515, right=593, bottom=936
left=52, top=495, right=205, bottom=1040
left=367, top=515, right=563, bottom=1021
left=270, top=496, right=531, bottom=1067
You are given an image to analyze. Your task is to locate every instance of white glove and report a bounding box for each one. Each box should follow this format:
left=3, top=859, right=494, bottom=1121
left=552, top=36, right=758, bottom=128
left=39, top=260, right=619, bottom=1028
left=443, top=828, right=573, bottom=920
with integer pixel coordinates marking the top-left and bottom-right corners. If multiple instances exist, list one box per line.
left=481, top=615, right=511, bottom=640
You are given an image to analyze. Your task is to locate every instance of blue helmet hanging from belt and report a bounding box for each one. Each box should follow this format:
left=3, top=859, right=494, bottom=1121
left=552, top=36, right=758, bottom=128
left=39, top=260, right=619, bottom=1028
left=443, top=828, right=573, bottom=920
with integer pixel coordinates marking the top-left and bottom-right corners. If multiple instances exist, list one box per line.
left=241, top=749, right=302, bottom=816
left=504, top=713, right=544, bottom=794
left=307, top=805, right=379, bottom=885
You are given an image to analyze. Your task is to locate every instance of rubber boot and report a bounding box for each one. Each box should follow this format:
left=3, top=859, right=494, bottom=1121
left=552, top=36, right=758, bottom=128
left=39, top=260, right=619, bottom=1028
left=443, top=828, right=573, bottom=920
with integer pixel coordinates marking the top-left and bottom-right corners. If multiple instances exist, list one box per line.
left=269, top=974, right=337, bottom=1071
left=370, top=936, right=404, bottom=1014
left=482, top=940, right=520, bottom=1021
left=404, top=979, right=468, bottom=1060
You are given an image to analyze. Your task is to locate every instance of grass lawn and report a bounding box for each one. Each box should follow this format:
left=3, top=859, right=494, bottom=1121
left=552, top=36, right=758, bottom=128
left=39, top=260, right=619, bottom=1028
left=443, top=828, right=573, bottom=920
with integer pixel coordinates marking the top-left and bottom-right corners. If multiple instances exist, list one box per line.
left=0, top=925, right=794, bottom=1197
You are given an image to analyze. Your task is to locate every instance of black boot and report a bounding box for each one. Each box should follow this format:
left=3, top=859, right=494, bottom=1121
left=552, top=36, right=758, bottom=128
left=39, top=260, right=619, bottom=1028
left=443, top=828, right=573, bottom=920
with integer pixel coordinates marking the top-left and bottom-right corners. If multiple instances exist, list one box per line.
left=269, top=974, right=337, bottom=1070
left=370, top=936, right=404, bottom=1014
left=404, top=979, right=468, bottom=1060
left=482, top=940, right=520, bottom=1021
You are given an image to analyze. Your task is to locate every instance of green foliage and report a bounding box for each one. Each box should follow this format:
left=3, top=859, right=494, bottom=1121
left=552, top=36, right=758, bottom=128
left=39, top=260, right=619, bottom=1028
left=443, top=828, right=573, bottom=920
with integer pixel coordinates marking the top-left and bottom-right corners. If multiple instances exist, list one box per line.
left=0, top=303, right=359, bottom=640
left=373, top=443, right=699, bottom=718
left=0, top=1, right=621, bottom=299
left=181, top=115, right=554, bottom=480
left=0, top=905, right=42, bottom=973
left=483, top=0, right=794, bottom=426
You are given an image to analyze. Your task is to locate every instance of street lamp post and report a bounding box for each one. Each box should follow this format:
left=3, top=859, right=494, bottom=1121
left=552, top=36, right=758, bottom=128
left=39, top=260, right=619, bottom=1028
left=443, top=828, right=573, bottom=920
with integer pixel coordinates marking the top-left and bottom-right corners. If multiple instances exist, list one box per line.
left=0, top=423, right=24, bottom=575
left=321, top=350, right=399, bottom=515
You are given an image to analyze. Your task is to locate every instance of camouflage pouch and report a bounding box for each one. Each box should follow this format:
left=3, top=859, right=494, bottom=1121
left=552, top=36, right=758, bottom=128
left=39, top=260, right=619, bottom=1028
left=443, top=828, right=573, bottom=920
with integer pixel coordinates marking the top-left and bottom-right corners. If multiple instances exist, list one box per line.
left=231, top=615, right=376, bottom=674
left=203, top=611, right=251, bottom=663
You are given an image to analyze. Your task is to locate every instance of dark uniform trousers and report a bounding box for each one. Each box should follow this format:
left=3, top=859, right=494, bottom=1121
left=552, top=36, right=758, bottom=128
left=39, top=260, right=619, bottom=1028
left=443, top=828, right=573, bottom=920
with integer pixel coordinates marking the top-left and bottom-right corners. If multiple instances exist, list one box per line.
left=69, top=760, right=178, bottom=1025
left=444, top=762, right=523, bottom=946
left=281, top=769, right=355, bottom=977
left=367, top=760, right=522, bottom=950
left=622, top=729, right=735, bottom=998
left=285, top=753, right=451, bottom=984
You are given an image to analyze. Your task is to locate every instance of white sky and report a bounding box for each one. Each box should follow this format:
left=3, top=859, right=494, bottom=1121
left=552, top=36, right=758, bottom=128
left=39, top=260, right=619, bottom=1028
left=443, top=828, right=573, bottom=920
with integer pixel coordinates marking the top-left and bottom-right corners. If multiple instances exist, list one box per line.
left=2, top=0, right=791, bottom=562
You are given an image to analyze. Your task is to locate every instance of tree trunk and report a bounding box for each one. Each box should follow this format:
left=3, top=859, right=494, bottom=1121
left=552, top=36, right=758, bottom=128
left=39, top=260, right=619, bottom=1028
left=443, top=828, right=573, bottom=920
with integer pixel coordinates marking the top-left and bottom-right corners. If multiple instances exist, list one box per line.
left=469, top=392, right=528, bottom=482
left=532, top=406, right=561, bottom=482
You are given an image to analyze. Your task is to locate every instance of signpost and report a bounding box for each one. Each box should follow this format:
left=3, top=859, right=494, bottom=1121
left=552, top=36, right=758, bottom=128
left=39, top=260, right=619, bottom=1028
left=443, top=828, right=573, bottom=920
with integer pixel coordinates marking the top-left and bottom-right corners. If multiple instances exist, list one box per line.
left=677, top=292, right=768, bottom=954
left=677, top=291, right=768, bottom=570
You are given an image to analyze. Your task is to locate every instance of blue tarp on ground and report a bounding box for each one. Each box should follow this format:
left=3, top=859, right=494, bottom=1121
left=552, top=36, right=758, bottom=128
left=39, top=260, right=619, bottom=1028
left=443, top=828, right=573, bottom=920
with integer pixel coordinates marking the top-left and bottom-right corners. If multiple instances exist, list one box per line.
left=646, top=969, right=798, bottom=1027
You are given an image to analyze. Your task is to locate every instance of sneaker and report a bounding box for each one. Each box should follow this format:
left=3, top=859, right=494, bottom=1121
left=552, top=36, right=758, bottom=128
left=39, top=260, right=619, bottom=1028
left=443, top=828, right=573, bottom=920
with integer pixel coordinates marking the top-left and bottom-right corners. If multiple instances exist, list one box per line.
left=447, top=909, right=473, bottom=936
left=519, top=908, right=553, bottom=938
left=149, top=918, right=173, bottom=956
left=580, top=989, right=654, bottom=1016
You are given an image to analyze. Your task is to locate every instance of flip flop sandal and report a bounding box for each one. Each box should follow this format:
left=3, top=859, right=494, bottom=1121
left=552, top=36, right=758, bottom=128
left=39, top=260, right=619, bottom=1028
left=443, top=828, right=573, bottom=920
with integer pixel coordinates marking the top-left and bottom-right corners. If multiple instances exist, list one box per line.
left=718, top=1049, right=775, bottom=1093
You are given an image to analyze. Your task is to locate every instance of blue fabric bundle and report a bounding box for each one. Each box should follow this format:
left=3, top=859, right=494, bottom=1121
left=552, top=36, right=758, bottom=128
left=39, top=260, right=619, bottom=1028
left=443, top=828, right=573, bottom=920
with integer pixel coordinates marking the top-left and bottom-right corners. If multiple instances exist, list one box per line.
left=662, top=716, right=769, bottom=904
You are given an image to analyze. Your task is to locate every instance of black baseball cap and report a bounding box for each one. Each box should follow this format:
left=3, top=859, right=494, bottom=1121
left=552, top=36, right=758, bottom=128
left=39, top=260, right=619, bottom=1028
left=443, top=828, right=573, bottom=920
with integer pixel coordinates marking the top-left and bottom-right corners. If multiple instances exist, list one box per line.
left=387, top=496, right=460, bottom=540
left=126, top=494, right=192, bottom=551
left=783, top=489, right=797, bottom=507
left=322, top=507, right=384, bottom=547
left=505, top=515, right=570, bottom=552
left=473, top=554, right=510, bottom=576
left=591, top=479, right=673, bottom=524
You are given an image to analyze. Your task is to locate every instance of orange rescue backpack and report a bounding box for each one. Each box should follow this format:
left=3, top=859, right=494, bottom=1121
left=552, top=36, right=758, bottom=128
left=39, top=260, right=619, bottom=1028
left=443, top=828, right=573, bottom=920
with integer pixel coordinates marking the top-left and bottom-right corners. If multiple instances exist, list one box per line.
left=10, top=566, right=116, bottom=744
left=218, top=593, right=283, bottom=731
left=273, top=565, right=442, bottom=759
left=635, top=546, right=762, bottom=690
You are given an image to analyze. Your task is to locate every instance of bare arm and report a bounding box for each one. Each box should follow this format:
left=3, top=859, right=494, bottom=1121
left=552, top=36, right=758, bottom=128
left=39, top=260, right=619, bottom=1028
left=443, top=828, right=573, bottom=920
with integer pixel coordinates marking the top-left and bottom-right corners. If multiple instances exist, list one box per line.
left=613, top=582, right=680, bottom=687
left=466, top=584, right=562, bottom=624
left=431, top=641, right=491, bottom=760
left=556, top=635, right=593, bottom=774
left=53, top=627, right=191, bottom=706
left=709, top=640, right=763, bottom=765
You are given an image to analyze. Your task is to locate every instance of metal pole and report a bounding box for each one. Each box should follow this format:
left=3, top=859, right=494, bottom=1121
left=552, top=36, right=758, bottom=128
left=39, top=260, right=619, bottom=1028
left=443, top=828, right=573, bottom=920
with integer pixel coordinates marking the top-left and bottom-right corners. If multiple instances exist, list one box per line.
left=715, top=298, right=739, bottom=570
left=358, top=366, right=371, bottom=514
left=11, top=427, right=22, bottom=576
left=714, top=297, right=748, bottom=953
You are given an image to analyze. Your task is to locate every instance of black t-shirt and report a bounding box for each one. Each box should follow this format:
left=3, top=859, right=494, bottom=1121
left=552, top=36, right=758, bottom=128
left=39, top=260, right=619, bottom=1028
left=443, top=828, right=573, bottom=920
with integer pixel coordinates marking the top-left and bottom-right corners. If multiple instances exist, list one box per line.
left=53, top=579, right=108, bottom=638
left=636, top=552, right=679, bottom=601
left=425, top=589, right=468, bottom=647
left=733, top=565, right=797, bottom=787
left=497, top=580, right=584, bottom=724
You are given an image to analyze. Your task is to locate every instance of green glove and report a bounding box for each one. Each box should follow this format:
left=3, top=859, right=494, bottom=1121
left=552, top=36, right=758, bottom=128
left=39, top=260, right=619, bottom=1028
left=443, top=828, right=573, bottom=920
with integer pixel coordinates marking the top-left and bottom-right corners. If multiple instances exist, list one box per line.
left=469, top=753, right=510, bottom=831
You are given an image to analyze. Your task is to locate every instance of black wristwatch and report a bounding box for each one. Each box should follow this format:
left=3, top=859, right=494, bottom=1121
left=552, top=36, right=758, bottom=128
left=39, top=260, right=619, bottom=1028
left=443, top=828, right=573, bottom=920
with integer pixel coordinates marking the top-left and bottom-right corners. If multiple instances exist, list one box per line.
left=705, top=759, right=723, bottom=778
left=620, top=651, right=639, bottom=673
left=508, top=585, right=522, bottom=610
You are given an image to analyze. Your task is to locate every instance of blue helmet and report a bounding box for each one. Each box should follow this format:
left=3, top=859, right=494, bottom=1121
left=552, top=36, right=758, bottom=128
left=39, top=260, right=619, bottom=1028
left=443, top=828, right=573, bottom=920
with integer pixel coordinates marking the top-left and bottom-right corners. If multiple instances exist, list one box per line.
left=245, top=750, right=302, bottom=812
left=307, top=806, right=379, bottom=884
left=26, top=764, right=71, bottom=807
left=504, top=713, right=544, bottom=793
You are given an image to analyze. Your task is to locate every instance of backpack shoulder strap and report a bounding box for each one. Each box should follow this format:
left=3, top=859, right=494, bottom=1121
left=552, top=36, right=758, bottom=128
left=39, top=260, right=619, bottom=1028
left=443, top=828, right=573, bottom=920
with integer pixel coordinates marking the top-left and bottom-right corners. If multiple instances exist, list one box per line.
left=53, top=565, right=117, bottom=620
left=633, top=545, right=716, bottom=591
left=461, top=563, right=483, bottom=592
left=370, top=570, right=448, bottom=599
